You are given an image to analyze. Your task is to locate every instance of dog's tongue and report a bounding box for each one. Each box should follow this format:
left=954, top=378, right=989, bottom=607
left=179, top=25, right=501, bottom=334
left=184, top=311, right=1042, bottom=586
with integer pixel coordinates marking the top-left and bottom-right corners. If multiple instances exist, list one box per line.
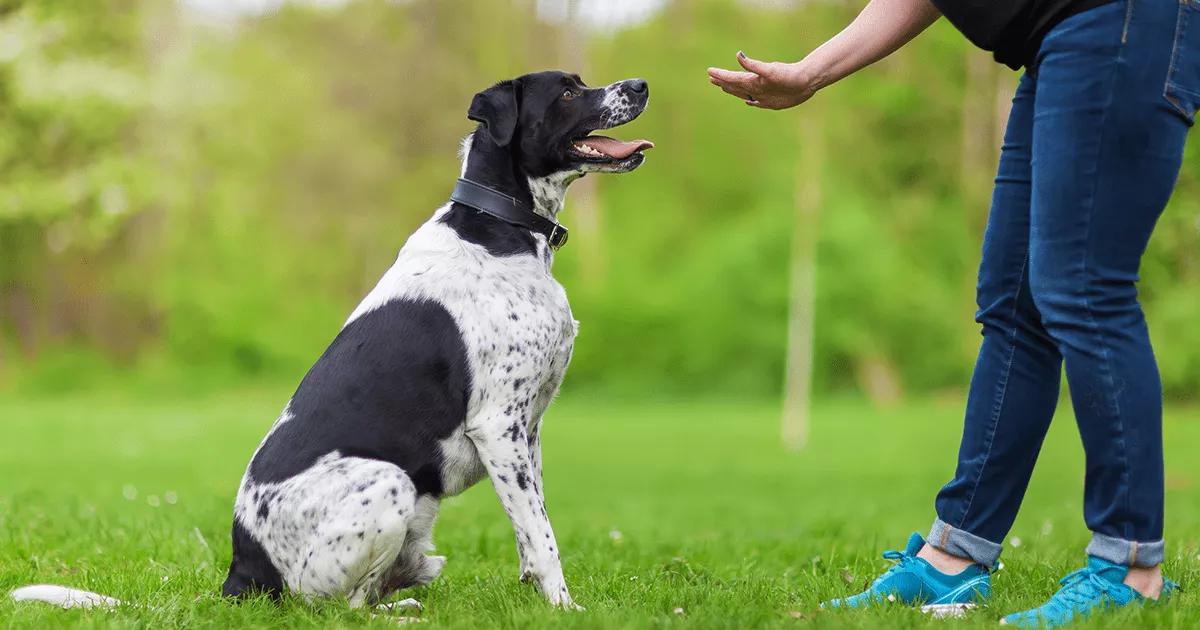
left=579, top=136, right=655, bottom=159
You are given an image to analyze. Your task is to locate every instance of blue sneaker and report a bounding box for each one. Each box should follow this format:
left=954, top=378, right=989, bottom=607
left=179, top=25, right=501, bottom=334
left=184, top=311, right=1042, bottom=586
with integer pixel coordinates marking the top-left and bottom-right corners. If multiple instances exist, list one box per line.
left=822, top=532, right=991, bottom=618
left=1001, top=556, right=1179, bottom=627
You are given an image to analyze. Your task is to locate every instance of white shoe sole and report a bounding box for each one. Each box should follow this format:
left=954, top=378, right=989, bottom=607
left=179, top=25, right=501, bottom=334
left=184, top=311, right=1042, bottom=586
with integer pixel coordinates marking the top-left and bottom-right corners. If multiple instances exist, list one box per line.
left=921, top=603, right=977, bottom=619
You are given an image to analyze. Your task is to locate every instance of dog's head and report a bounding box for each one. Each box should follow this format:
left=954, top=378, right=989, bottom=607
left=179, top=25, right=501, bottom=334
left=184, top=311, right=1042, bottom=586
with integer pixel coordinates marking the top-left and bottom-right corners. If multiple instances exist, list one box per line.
left=467, top=71, right=653, bottom=177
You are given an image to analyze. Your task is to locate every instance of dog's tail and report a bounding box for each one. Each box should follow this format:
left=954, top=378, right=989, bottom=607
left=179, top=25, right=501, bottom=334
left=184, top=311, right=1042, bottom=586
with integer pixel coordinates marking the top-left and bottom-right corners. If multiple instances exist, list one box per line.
left=10, top=584, right=122, bottom=609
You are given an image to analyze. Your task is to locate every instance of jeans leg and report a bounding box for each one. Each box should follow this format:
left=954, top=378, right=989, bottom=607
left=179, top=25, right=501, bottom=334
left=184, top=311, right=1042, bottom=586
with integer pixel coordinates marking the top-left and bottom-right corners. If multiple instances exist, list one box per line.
left=1026, top=0, right=1191, bottom=567
left=931, top=74, right=1064, bottom=569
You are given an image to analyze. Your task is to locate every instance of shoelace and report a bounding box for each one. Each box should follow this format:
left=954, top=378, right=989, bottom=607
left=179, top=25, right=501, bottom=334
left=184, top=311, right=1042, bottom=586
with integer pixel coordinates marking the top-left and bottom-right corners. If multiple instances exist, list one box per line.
left=837, top=550, right=914, bottom=604
left=1049, top=568, right=1121, bottom=608
left=873, top=550, right=916, bottom=586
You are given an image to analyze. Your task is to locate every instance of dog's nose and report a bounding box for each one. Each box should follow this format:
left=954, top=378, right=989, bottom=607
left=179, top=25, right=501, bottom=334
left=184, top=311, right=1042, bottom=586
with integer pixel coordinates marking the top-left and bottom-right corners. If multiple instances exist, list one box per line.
left=627, top=79, right=648, bottom=95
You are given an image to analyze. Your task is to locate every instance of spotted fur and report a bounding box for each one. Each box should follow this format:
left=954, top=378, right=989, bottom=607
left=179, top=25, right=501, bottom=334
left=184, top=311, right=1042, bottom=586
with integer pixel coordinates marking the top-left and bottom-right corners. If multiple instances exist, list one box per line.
left=220, top=72, right=651, bottom=611
left=599, top=82, right=643, bottom=130
left=9, top=71, right=649, bottom=614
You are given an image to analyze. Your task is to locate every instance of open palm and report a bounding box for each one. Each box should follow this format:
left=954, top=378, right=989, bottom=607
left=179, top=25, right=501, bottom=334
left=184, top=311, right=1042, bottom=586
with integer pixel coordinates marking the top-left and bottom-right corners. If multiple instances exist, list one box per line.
left=707, top=52, right=817, bottom=110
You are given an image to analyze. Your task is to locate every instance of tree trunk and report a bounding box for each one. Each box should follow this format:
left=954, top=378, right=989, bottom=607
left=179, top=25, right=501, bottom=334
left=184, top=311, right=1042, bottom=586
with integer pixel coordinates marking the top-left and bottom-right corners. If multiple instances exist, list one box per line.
left=781, top=104, right=823, bottom=452
left=958, top=50, right=1007, bottom=361
left=960, top=48, right=996, bottom=229
left=559, top=0, right=604, bottom=288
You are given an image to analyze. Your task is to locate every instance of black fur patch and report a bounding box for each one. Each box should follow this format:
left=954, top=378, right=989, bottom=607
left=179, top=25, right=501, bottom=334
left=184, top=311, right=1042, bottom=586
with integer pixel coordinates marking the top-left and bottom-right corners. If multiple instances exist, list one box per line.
left=222, top=520, right=284, bottom=599
left=440, top=203, right=538, bottom=257
left=247, top=299, right=471, bottom=496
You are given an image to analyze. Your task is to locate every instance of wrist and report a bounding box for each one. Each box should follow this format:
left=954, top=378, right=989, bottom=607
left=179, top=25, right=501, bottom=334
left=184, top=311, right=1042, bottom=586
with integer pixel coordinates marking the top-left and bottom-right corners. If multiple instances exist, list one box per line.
left=792, top=59, right=830, bottom=93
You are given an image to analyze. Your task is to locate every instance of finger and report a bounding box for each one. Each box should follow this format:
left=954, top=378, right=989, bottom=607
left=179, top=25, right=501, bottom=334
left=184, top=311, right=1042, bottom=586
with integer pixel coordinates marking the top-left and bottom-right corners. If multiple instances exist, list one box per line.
left=718, top=84, right=752, bottom=101
left=707, top=67, right=758, bottom=87
left=709, top=77, right=749, bottom=97
left=707, top=78, right=733, bottom=93
left=710, top=78, right=751, bottom=101
left=707, top=69, right=756, bottom=88
left=736, top=51, right=771, bottom=76
left=710, top=77, right=754, bottom=96
left=711, top=77, right=760, bottom=99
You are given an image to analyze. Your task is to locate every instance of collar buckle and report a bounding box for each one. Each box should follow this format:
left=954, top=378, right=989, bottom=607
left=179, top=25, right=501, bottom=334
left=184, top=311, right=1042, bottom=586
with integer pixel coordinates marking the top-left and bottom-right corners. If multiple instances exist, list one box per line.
left=547, top=223, right=569, bottom=251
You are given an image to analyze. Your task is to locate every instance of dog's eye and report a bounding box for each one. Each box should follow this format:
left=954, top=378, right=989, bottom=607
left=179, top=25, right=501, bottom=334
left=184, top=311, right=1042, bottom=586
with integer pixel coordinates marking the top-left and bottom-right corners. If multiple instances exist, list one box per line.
left=561, top=89, right=577, bottom=101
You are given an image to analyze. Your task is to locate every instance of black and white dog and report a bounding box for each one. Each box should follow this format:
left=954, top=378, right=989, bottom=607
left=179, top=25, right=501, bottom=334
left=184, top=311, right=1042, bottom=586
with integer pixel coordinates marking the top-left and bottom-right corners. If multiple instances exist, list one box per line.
left=11, top=71, right=651, bottom=612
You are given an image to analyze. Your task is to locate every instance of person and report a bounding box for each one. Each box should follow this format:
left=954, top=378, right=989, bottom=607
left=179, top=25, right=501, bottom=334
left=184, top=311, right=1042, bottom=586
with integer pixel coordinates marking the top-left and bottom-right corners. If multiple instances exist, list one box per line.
left=708, top=0, right=1196, bottom=626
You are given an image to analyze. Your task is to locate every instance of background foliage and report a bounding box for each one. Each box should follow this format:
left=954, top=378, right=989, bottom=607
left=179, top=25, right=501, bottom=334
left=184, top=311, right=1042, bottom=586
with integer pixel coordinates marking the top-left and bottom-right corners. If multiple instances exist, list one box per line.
left=1, top=0, right=1198, bottom=400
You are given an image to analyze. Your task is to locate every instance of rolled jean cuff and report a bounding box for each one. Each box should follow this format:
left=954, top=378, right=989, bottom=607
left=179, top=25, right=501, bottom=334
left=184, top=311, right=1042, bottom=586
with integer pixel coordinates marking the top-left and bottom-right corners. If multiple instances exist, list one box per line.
left=1087, top=532, right=1164, bottom=568
left=928, top=519, right=1003, bottom=569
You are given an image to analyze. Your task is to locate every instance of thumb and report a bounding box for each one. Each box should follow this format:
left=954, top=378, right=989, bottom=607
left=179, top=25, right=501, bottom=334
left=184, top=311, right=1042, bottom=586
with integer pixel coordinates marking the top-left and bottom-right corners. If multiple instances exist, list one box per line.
left=737, top=51, right=770, bottom=76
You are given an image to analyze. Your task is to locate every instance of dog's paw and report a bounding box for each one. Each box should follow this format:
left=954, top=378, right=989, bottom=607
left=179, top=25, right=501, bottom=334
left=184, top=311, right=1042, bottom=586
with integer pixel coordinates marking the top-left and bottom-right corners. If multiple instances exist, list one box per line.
left=540, top=581, right=582, bottom=610
left=371, top=599, right=426, bottom=625
left=418, top=555, right=446, bottom=585
left=368, top=612, right=426, bottom=625
left=376, top=598, right=423, bottom=612
left=550, top=594, right=584, bottom=611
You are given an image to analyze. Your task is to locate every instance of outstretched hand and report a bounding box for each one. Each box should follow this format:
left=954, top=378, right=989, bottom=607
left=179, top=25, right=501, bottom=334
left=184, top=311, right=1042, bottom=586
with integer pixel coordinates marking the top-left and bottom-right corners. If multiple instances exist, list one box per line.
left=707, top=51, right=819, bottom=110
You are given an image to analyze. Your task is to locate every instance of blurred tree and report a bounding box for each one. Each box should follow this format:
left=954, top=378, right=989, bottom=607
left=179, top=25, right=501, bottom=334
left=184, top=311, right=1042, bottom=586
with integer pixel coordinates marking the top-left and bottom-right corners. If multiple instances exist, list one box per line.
left=2, top=0, right=1198, bottom=403
left=782, top=98, right=822, bottom=451
left=0, top=0, right=159, bottom=369
left=556, top=0, right=605, bottom=289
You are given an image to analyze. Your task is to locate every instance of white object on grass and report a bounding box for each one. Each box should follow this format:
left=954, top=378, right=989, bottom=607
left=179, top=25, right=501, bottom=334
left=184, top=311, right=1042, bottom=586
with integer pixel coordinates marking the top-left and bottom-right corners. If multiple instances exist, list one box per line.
left=11, top=585, right=121, bottom=609
left=921, top=602, right=976, bottom=619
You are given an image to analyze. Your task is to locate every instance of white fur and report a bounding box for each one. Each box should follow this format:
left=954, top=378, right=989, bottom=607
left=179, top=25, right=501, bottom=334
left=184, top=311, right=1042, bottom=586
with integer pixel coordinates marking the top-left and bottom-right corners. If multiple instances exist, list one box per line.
left=230, top=137, right=581, bottom=608
left=11, top=78, right=645, bottom=610
left=11, top=585, right=121, bottom=609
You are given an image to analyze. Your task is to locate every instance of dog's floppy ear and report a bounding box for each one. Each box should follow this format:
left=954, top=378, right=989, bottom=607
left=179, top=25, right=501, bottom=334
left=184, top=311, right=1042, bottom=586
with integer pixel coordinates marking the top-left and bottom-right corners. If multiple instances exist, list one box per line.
left=468, top=80, right=519, bottom=147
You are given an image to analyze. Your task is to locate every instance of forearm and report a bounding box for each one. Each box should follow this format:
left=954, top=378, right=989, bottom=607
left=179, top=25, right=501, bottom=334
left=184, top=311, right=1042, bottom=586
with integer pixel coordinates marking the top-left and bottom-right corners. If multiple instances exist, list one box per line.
left=803, top=0, right=941, bottom=90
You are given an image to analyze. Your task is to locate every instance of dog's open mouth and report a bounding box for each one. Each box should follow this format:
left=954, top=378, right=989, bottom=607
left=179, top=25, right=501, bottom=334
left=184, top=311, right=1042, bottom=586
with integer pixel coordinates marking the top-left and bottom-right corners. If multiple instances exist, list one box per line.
left=570, top=135, right=654, bottom=162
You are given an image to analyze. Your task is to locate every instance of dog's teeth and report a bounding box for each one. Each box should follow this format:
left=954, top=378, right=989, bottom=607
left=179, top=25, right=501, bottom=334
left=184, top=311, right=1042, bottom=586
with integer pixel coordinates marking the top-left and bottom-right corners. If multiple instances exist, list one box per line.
left=574, top=143, right=603, bottom=157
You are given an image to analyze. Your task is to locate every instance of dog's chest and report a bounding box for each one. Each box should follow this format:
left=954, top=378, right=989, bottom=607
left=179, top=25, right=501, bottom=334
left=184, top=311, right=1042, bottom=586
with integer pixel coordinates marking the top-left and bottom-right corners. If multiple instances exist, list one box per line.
left=461, top=270, right=576, bottom=397
left=435, top=276, right=574, bottom=497
left=351, top=219, right=577, bottom=386
left=366, top=220, right=576, bottom=495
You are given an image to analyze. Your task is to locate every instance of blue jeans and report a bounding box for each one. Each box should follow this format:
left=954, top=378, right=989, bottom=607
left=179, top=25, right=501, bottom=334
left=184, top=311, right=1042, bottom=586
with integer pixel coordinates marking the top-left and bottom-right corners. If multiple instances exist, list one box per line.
left=930, top=0, right=1199, bottom=569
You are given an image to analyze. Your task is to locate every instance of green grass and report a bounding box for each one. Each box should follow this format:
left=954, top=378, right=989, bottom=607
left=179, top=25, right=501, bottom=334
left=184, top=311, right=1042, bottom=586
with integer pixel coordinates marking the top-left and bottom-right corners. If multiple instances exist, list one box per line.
left=0, top=390, right=1196, bottom=628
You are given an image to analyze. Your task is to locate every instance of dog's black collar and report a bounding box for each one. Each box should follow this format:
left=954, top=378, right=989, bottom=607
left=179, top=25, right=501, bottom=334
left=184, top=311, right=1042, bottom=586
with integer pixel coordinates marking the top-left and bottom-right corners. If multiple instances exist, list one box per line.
left=450, top=178, right=569, bottom=251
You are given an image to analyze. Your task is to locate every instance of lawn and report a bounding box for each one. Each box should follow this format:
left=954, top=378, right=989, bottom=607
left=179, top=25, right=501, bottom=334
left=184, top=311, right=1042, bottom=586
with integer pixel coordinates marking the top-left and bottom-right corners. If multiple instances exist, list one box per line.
left=0, top=390, right=1196, bottom=628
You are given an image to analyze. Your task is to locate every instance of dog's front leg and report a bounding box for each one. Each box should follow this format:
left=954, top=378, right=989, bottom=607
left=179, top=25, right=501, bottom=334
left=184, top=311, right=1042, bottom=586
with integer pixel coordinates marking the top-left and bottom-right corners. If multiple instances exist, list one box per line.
left=468, top=417, right=577, bottom=609
left=517, top=419, right=545, bottom=582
